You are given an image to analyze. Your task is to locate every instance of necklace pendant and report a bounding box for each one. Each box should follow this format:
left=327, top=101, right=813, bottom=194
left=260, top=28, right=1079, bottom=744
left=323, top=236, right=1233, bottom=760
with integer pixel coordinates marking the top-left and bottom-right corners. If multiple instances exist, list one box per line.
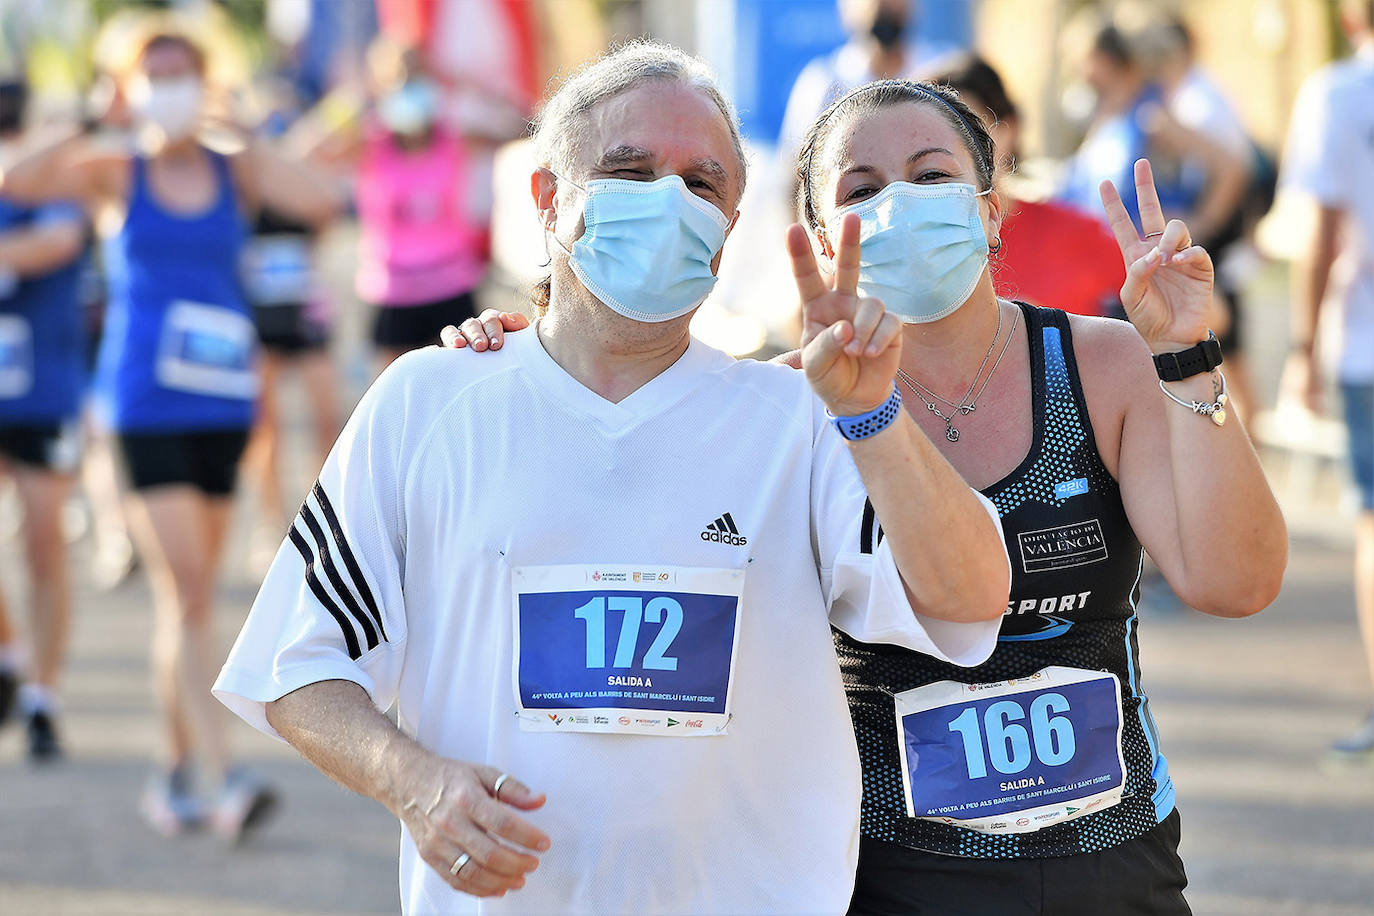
left=945, top=424, right=960, bottom=443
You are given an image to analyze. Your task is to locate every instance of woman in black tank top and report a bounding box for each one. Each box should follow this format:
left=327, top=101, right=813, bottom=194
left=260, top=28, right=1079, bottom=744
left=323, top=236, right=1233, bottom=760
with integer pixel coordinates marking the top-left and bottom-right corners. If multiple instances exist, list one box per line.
left=785, top=80, right=1287, bottom=914
left=439, top=75, right=1289, bottom=916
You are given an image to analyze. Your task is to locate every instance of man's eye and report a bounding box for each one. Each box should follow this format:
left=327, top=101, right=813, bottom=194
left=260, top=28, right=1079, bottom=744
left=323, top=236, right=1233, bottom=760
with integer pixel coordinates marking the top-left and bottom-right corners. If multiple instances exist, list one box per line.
left=615, top=169, right=652, bottom=179
left=688, top=178, right=718, bottom=194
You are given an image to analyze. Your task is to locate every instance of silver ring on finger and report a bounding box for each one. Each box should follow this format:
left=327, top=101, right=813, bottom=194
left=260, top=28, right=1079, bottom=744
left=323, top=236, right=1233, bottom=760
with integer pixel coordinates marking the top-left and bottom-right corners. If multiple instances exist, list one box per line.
left=493, top=773, right=511, bottom=799
left=1144, top=231, right=1164, bottom=239
left=449, top=852, right=471, bottom=877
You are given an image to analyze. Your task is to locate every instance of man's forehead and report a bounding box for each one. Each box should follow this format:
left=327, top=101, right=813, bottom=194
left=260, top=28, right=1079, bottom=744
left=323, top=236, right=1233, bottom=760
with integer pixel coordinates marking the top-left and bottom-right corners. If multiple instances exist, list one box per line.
left=577, top=83, right=738, bottom=174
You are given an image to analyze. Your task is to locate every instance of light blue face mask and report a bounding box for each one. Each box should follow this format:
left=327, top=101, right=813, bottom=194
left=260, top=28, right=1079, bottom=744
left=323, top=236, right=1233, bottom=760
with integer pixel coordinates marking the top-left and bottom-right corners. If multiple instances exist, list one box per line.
left=551, top=173, right=730, bottom=323
left=834, top=181, right=991, bottom=324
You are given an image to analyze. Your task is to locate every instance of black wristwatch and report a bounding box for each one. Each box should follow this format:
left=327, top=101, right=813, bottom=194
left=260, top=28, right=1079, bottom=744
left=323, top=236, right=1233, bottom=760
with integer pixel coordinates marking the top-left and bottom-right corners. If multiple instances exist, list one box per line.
left=1153, top=331, right=1223, bottom=382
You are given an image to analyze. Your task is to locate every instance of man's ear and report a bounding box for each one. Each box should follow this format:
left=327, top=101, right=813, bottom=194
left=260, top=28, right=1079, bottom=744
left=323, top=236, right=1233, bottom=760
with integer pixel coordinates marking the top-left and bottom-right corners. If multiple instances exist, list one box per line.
left=531, top=167, right=558, bottom=232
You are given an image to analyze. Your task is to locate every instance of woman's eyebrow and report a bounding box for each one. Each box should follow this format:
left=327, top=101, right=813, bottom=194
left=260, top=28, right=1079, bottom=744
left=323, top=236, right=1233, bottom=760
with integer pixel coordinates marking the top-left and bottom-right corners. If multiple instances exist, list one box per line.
left=907, top=146, right=955, bottom=164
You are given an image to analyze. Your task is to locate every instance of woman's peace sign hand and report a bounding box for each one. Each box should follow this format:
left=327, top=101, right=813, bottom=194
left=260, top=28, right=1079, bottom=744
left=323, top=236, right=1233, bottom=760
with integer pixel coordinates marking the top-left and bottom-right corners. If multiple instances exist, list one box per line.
left=788, top=213, right=902, bottom=417
left=1100, top=159, right=1215, bottom=353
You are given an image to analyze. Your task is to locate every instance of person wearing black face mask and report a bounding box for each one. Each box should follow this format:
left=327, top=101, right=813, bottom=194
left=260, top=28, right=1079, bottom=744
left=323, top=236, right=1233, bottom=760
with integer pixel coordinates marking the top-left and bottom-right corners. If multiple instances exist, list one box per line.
left=779, top=0, right=962, bottom=167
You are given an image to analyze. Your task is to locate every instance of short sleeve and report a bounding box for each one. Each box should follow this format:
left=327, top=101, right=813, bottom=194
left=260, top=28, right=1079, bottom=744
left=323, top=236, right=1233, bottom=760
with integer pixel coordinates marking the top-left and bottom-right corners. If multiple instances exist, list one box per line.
left=30, top=202, right=84, bottom=229
left=1281, top=70, right=1345, bottom=205
left=810, top=401, right=1006, bottom=667
left=214, top=360, right=419, bottom=738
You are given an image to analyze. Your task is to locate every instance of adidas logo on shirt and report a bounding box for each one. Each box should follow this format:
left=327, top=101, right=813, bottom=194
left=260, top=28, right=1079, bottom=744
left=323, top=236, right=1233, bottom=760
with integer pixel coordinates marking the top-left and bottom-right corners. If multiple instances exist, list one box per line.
left=701, top=512, right=748, bottom=546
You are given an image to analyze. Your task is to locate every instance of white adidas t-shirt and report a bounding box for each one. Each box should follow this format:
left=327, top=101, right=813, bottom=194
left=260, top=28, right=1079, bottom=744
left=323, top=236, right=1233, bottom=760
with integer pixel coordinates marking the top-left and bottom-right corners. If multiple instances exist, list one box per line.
left=215, top=328, right=1004, bottom=915
left=1281, top=45, right=1374, bottom=383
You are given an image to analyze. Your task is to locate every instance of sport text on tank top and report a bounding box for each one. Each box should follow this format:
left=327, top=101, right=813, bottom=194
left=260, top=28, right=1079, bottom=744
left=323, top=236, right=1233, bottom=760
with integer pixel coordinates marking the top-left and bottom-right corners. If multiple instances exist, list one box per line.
left=836, top=302, right=1173, bottom=859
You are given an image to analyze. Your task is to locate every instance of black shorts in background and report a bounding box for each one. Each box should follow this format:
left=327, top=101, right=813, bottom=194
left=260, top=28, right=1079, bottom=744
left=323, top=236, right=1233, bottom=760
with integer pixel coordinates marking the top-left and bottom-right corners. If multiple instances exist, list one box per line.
left=253, top=302, right=330, bottom=356
left=371, top=291, right=478, bottom=352
left=118, top=429, right=250, bottom=496
left=848, top=809, right=1190, bottom=916
left=0, top=422, right=80, bottom=473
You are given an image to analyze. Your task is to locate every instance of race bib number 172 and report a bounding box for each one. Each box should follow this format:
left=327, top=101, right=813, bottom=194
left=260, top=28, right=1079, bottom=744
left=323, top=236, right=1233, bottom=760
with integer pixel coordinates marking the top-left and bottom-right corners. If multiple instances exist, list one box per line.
left=511, top=564, right=744, bottom=736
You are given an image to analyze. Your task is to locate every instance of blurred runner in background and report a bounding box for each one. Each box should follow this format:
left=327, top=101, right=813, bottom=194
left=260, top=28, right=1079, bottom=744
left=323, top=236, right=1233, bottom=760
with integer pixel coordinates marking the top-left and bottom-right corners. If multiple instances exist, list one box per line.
left=779, top=0, right=960, bottom=163
left=0, top=26, right=342, bottom=840
left=0, top=75, right=86, bottom=762
left=1279, top=0, right=1374, bottom=760
left=239, top=54, right=341, bottom=566
left=936, top=55, right=1125, bottom=318
left=297, top=37, right=489, bottom=370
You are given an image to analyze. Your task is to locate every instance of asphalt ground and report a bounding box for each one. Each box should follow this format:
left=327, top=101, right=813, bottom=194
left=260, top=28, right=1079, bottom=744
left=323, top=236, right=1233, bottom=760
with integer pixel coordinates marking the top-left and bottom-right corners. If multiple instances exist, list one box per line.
left=1, top=258, right=1371, bottom=914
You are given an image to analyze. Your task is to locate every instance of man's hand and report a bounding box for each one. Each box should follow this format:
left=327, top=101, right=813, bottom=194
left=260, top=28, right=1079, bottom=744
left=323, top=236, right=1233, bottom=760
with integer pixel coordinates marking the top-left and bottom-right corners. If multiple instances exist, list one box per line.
left=396, top=757, right=550, bottom=898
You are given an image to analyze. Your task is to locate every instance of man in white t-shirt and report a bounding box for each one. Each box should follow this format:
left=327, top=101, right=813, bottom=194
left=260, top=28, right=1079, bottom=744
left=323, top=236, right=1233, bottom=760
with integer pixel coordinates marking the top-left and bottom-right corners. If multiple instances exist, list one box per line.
left=214, top=42, right=1010, bottom=914
left=1280, top=0, right=1374, bottom=756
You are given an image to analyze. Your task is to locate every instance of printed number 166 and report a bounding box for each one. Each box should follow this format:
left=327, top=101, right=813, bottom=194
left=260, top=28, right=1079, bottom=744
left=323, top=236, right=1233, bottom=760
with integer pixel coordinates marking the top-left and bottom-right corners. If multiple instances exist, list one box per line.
left=574, top=596, right=682, bottom=671
left=947, top=694, right=1076, bottom=779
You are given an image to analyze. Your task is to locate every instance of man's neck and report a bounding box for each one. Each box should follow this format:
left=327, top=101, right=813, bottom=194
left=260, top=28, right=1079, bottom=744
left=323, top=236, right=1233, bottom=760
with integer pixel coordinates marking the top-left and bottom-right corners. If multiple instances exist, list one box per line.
left=539, top=287, right=693, bottom=404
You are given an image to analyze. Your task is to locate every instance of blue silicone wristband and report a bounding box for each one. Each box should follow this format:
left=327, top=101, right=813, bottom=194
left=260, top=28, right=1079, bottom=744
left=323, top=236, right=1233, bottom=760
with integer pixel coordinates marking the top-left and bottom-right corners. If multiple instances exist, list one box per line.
left=829, top=382, right=903, bottom=440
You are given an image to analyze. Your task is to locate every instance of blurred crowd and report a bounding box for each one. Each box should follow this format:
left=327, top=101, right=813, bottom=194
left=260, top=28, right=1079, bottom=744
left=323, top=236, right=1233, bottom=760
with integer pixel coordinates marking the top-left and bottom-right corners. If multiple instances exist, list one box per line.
left=0, top=0, right=1370, bottom=840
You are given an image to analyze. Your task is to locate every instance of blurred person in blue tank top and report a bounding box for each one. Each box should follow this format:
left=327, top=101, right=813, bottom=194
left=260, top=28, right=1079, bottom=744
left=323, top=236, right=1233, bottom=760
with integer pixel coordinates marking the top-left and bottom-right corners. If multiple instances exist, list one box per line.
left=0, top=76, right=87, bottom=763
left=0, top=28, right=343, bottom=841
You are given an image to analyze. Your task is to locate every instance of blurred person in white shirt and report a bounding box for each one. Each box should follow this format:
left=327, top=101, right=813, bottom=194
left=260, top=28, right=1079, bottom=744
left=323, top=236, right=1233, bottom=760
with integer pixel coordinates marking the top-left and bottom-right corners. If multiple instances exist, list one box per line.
left=1280, top=0, right=1374, bottom=758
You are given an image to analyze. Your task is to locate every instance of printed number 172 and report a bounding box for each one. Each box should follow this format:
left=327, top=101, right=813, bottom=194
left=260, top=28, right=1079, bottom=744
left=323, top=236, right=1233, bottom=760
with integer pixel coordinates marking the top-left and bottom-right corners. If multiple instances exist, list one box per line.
left=573, top=596, right=682, bottom=671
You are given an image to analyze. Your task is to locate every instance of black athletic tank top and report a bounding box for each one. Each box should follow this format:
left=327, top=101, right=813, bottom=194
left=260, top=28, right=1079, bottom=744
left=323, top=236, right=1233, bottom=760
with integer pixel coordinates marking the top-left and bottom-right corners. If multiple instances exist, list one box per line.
left=836, top=302, right=1173, bottom=859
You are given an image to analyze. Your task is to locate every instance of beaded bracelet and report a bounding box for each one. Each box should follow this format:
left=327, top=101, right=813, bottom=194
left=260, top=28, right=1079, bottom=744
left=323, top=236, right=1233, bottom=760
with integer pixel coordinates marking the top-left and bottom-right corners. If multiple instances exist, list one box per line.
left=1158, top=370, right=1228, bottom=427
left=829, top=382, right=903, bottom=440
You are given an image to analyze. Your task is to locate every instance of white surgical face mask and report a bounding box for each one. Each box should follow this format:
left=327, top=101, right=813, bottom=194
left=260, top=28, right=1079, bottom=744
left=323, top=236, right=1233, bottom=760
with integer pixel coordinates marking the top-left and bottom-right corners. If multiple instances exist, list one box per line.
left=128, top=75, right=204, bottom=141
left=832, top=181, right=992, bottom=324
left=549, top=172, right=729, bottom=323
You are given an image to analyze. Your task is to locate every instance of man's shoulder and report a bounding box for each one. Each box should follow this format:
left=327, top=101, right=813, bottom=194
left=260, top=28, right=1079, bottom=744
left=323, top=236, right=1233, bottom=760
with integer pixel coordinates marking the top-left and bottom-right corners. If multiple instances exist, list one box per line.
left=369, top=343, right=527, bottom=420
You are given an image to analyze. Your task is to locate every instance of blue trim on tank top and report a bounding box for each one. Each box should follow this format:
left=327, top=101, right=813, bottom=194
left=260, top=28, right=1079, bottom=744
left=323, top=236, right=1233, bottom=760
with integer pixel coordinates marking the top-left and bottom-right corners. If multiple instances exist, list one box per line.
left=1044, top=323, right=1175, bottom=823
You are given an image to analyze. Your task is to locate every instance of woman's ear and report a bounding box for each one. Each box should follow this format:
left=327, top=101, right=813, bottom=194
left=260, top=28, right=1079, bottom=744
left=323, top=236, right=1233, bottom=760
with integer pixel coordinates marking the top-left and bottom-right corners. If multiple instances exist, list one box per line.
left=816, top=224, right=836, bottom=261
left=982, top=188, right=1004, bottom=249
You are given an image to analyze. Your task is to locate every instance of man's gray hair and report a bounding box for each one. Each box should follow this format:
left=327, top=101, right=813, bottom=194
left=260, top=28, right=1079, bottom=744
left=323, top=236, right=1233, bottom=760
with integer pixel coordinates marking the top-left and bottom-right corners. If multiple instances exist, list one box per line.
left=530, top=40, right=748, bottom=196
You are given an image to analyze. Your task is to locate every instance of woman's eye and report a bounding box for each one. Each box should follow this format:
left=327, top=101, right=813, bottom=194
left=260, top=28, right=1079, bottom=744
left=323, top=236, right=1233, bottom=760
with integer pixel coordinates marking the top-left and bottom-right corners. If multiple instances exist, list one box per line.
left=915, top=170, right=950, bottom=182
left=842, top=186, right=876, bottom=203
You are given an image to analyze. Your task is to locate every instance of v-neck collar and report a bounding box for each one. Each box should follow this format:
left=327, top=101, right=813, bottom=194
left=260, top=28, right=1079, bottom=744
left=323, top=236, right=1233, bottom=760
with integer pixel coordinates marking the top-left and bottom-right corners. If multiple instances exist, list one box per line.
left=512, top=320, right=725, bottom=430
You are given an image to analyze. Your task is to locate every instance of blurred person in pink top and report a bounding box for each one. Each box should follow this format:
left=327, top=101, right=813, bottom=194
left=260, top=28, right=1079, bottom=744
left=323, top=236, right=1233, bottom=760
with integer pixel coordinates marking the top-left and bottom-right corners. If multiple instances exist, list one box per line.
left=303, top=37, right=487, bottom=368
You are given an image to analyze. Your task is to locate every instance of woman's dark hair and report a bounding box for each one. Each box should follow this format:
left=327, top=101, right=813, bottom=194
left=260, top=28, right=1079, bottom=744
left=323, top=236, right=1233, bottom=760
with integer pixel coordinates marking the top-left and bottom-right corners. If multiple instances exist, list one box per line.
left=795, top=79, right=996, bottom=232
left=0, top=80, right=29, bottom=136
left=1092, top=25, right=1135, bottom=69
left=935, top=55, right=1017, bottom=125
left=135, top=32, right=207, bottom=75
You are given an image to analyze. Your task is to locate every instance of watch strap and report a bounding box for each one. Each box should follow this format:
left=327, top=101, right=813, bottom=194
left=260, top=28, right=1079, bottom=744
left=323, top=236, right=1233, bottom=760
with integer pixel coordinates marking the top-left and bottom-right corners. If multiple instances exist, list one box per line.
left=1153, top=332, right=1223, bottom=382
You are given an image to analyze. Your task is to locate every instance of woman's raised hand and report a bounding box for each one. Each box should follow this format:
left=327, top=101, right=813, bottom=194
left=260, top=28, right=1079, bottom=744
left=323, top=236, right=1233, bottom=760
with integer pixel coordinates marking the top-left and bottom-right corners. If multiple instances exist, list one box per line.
left=1100, top=159, right=1215, bottom=353
left=440, top=309, right=531, bottom=351
left=787, top=213, right=902, bottom=417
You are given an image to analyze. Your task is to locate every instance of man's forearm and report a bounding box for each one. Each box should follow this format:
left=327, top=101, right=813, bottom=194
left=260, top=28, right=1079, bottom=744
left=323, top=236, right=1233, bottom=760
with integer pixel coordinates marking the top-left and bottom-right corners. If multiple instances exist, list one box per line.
left=846, top=411, right=1010, bottom=623
left=267, top=679, right=427, bottom=817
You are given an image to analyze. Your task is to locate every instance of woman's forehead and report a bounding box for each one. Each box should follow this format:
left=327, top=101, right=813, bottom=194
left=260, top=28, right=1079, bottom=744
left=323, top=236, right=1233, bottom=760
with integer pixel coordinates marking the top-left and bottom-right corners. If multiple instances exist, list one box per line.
left=822, top=101, right=967, bottom=173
